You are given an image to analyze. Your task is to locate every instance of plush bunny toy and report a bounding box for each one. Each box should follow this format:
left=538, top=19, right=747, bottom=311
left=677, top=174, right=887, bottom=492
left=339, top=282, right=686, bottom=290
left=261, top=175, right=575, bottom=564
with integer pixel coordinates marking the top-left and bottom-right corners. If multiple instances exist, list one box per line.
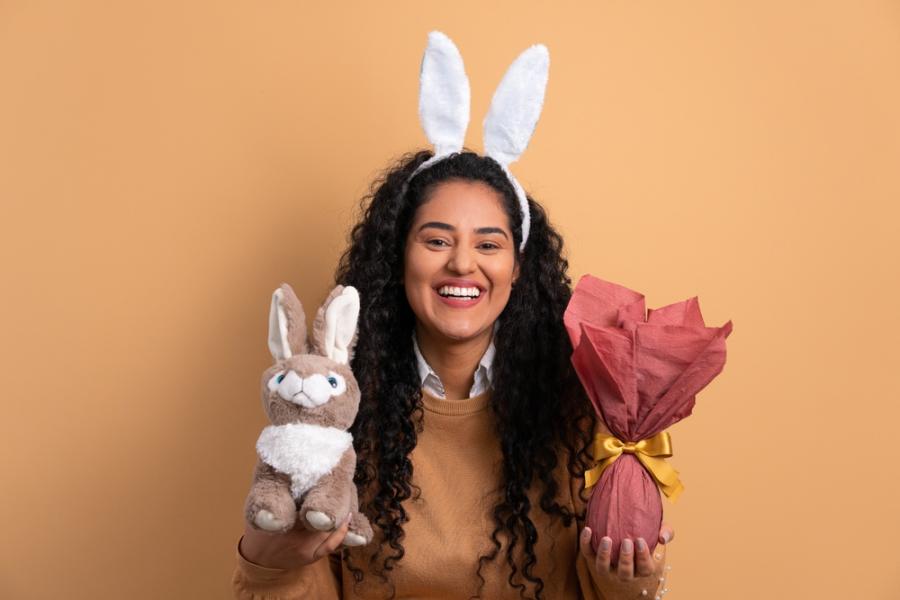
left=243, top=283, right=373, bottom=547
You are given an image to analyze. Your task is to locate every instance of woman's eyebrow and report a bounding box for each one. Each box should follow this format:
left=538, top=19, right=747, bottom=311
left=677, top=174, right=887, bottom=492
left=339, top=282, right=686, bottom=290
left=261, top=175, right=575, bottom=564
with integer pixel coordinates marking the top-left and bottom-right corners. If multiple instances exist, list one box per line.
left=417, top=221, right=509, bottom=240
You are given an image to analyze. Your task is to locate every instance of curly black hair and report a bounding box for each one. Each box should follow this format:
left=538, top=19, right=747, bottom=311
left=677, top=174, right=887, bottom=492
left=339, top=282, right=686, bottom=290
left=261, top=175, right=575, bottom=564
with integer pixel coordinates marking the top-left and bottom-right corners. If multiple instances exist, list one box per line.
left=333, top=149, right=596, bottom=600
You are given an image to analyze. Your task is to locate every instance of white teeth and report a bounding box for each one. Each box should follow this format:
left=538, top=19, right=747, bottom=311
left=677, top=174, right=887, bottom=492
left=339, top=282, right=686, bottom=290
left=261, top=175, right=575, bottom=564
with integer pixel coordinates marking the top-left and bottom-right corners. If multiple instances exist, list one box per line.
left=438, top=285, right=480, bottom=298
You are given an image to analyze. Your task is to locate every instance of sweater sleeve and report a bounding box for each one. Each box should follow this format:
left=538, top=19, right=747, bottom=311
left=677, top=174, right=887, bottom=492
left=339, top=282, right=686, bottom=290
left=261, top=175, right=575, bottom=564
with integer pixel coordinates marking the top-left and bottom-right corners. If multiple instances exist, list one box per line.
left=231, top=536, right=342, bottom=599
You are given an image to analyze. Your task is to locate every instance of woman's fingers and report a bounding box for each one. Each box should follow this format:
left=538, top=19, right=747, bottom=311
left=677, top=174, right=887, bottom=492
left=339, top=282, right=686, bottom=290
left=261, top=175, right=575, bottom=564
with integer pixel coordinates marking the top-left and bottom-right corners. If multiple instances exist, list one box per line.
left=616, top=538, right=635, bottom=580
left=312, top=513, right=352, bottom=561
left=658, top=522, right=675, bottom=545
left=595, top=535, right=612, bottom=573
left=634, top=538, right=654, bottom=577
left=579, top=527, right=614, bottom=576
left=578, top=527, right=595, bottom=561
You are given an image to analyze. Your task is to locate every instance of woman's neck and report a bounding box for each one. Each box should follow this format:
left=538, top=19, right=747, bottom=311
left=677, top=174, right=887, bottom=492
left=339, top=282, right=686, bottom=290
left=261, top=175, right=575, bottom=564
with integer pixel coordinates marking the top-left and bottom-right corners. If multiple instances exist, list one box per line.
left=414, top=323, right=493, bottom=400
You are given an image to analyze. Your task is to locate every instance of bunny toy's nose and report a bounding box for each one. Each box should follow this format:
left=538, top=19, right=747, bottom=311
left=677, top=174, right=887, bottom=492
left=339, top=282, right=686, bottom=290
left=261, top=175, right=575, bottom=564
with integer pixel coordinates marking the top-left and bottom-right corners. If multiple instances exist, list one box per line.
left=295, top=375, right=331, bottom=407
left=274, top=371, right=330, bottom=408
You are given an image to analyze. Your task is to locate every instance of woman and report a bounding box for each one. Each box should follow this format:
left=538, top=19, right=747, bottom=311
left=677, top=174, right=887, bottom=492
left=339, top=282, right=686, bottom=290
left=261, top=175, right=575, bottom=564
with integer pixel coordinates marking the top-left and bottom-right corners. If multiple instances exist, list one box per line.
left=234, top=151, right=674, bottom=599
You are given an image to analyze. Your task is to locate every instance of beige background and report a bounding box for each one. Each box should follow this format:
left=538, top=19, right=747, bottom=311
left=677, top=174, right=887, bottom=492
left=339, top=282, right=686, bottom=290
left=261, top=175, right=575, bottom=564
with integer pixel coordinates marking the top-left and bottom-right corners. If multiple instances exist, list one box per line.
left=2, top=1, right=898, bottom=598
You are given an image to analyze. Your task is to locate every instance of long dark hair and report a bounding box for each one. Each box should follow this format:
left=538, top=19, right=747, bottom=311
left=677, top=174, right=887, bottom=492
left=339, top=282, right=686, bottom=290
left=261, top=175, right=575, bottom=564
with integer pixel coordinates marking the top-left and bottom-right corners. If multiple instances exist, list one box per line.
left=333, top=150, right=596, bottom=599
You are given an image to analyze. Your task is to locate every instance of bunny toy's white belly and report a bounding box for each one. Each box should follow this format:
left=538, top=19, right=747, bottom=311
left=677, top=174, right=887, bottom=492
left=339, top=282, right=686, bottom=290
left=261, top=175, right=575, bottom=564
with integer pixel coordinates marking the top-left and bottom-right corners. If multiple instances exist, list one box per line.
left=255, top=423, right=353, bottom=500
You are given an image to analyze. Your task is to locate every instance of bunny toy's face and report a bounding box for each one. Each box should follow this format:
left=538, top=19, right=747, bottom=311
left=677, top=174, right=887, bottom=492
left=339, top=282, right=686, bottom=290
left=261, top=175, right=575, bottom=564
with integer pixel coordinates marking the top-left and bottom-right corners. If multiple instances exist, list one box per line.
left=263, top=283, right=361, bottom=429
left=267, top=358, right=347, bottom=408
left=262, top=356, right=359, bottom=429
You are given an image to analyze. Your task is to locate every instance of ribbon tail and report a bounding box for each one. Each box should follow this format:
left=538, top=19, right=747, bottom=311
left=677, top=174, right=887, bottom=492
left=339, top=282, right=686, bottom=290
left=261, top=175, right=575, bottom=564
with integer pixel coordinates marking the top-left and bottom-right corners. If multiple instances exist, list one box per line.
left=661, top=480, right=684, bottom=503
left=637, top=454, right=684, bottom=502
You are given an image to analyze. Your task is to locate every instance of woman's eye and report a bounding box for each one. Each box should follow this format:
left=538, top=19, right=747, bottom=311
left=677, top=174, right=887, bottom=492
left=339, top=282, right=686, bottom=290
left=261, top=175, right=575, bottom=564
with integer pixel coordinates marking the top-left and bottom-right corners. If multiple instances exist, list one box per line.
left=426, top=239, right=448, bottom=247
left=479, top=242, right=500, bottom=250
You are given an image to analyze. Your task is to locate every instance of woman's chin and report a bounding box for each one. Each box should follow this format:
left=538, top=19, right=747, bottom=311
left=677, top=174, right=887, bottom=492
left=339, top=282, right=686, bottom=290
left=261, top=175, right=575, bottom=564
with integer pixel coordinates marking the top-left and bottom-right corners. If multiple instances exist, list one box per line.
left=433, top=321, right=493, bottom=343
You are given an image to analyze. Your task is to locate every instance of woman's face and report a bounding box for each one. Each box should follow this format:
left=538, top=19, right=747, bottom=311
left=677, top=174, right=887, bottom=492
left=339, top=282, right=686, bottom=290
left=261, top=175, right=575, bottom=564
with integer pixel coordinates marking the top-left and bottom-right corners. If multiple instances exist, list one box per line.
left=403, top=179, right=520, bottom=344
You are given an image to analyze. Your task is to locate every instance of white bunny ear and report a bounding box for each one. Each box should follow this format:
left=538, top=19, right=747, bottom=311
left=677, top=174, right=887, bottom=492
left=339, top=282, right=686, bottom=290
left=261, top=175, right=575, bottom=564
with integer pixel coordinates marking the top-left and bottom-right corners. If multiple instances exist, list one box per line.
left=418, top=30, right=470, bottom=159
left=323, top=286, right=360, bottom=365
left=268, top=288, right=292, bottom=361
left=483, top=44, right=550, bottom=167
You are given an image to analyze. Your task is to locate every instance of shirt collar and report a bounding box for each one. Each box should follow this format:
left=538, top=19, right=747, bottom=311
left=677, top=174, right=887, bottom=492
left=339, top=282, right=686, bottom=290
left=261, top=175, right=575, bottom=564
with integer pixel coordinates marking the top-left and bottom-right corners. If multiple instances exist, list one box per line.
left=412, top=320, right=498, bottom=398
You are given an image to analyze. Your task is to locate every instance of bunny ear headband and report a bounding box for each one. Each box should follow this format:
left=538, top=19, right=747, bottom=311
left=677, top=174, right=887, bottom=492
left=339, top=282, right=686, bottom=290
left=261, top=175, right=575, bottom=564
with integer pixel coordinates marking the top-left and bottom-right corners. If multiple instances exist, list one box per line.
left=406, top=30, right=550, bottom=253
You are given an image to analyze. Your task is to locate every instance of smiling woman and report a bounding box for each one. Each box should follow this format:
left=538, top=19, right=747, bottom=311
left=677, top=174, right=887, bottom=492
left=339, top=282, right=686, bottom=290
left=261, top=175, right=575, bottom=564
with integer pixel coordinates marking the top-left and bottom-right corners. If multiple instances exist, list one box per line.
left=404, top=179, right=520, bottom=386
left=232, top=150, right=674, bottom=600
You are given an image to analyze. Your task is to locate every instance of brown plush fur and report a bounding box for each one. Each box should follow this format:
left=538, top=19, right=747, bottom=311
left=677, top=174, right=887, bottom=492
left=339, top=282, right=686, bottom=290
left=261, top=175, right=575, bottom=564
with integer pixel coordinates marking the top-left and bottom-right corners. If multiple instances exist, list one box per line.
left=243, top=283, right=373, bottom=545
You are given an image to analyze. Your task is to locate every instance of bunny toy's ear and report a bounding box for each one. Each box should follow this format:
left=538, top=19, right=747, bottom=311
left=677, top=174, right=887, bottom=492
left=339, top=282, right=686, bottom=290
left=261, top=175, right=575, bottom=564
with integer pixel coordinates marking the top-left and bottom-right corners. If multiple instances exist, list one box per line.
left=411, top=30, right=471, bottom=177
left=267, top=283, right=308, bottom=361
left=310, top=285, right=360, bottom=365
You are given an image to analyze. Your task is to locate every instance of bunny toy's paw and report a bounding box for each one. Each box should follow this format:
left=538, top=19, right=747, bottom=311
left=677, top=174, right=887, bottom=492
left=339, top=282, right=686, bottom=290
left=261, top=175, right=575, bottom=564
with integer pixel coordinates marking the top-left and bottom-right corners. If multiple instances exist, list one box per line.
left=253, top=509, right=287, bottom=532
left=342, top=532, right=367, bottom=546
left=342, top=512, right=373, bottom=546
left=305, top=510, right=335, bottom=531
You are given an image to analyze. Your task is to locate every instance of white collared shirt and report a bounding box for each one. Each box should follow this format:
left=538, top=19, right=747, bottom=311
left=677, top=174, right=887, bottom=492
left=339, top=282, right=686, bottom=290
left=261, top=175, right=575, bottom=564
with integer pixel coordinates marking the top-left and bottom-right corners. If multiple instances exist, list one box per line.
left=412, top=321, right=498, bottom=399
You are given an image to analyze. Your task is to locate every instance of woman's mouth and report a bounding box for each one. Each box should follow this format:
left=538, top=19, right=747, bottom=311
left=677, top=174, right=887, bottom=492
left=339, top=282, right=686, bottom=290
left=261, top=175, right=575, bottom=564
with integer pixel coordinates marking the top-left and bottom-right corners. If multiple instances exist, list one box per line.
left=434, top=285, right=484, bottom=308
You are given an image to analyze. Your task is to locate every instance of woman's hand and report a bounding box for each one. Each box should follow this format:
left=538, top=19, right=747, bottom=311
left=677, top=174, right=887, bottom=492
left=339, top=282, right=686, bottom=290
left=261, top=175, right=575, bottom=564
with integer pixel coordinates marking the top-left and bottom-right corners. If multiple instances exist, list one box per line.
left=579, top=523, right=674, bottom=600
left=238, top=511, right=353, bottom=570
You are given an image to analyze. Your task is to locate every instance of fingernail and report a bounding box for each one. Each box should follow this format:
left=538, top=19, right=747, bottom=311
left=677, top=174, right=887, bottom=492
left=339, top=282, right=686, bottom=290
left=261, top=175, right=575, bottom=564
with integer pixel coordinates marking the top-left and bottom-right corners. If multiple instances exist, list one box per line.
left=636, top=538, right=647, bottom=552
left=600, top=536, right=612, bottom=551
left=661, top=531, right=670, bottom=544
left=345, top=512, right=352, bottom=523
left=581, top=528, right=591, bottom=542
left=622, top=538, right=634, bottom=554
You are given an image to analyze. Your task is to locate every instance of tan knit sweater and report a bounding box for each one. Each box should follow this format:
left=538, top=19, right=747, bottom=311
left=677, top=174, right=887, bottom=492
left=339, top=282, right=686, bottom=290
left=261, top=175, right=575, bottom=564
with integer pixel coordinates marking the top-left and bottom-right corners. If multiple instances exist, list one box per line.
left=232, top=387, right=606, bottom=599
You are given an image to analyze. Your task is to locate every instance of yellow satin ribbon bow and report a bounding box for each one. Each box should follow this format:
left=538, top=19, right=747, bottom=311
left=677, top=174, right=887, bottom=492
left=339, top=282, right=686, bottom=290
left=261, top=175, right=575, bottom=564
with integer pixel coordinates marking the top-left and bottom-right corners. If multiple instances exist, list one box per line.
left=584, top=431, right=684, bottom=502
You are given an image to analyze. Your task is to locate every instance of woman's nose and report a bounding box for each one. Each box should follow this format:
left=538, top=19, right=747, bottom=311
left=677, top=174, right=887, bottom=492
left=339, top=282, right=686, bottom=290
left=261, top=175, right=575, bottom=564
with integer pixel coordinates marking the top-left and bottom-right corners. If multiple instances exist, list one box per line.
left=447, top=244, right=476, bottom=273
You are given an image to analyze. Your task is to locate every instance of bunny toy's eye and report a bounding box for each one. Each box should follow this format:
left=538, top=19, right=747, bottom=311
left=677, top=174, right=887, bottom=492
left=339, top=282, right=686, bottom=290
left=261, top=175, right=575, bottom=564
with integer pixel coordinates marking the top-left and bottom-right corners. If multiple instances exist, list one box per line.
left=267, top=370, right=289, bottom=393
left=325, top=372, right=346, bottom=396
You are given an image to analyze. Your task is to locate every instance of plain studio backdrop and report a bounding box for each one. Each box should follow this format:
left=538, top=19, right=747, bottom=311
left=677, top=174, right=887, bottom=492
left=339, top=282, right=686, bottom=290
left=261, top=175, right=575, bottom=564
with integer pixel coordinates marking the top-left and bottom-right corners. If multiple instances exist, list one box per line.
left=1, top=1, right=898, bottom=598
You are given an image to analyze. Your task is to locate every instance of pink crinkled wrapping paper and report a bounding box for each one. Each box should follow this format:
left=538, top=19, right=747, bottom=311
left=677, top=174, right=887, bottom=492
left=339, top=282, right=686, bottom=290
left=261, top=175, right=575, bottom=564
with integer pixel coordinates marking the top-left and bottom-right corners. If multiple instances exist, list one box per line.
left=564, top=274, right=733, bottom=565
